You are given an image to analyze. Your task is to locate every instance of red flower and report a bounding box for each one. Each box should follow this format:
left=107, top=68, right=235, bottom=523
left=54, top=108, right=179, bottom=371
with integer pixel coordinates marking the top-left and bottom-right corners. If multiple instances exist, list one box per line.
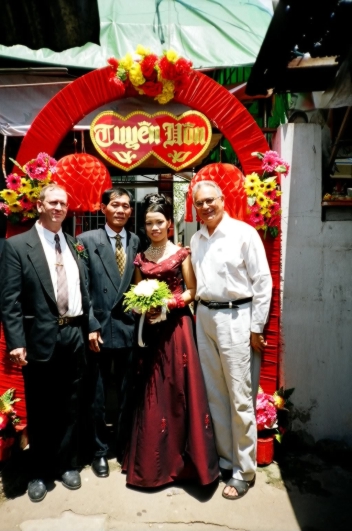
left=140, top=54, right=158, bottom=79
left=174, top=57, right=192, bottom=77
left=158, top=56, right=177, bottom=80
left=141, top=81, right=163, bottom=97
left=107, top=57, right=119, bottom=70
left=19, top=195, right=33, bottom=211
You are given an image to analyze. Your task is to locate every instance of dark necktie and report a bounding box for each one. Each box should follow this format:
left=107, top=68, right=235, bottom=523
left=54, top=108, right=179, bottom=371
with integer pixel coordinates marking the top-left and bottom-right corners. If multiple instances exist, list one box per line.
left=54, top=234, right=69, bottom=316
left=114, top=234, right=126, bottom=276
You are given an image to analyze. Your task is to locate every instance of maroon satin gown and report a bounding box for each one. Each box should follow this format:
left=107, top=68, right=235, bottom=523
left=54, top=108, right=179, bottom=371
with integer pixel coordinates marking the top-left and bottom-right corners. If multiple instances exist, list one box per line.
left=122, top=248, right=219, bottom=488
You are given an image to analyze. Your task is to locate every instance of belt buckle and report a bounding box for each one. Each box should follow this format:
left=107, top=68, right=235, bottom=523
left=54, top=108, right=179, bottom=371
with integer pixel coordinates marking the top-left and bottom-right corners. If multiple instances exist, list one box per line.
left=58, top=317, right=69, bottom=326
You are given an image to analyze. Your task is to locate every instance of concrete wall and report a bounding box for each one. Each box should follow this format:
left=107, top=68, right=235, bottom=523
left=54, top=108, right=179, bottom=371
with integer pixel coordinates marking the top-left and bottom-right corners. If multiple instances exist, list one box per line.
left=274, top=124, right=352, bottom=445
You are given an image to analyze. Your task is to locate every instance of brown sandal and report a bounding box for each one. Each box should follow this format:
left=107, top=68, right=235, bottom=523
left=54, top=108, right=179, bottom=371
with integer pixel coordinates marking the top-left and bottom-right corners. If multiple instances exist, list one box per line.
left=222, top=475, right=256, bottom=500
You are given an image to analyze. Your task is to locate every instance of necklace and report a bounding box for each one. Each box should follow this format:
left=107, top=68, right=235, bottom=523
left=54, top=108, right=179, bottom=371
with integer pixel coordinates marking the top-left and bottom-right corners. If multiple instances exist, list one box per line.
left=146, top=242, right=168, bottom=258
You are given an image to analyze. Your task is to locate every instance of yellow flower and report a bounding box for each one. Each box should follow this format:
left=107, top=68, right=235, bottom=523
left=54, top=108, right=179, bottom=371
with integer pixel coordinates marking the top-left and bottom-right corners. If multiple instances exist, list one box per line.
left=136, top=44, right=150, bottom=57
left=256, top=193, right=269, bottom=208
left=273, top=394, right=286, bottom=410
left=27, top=188, right=40, bottom=200
left=165, top=49, right=179, bottom=63
left=263, top=178, right=277, bottom=191
left=258, top=181, right=266, bottom=192
left=0, top=189, right=18, bottom=204
left=119, top=53, right=134, bottom=71
left=25, top=209, right=38, bottom=219
left=8, top=201, right=23, bottom=213
left=155, top=80, right=175, bottom=104
left=244, top=181, right=259, bottom=195
left=129, top=63, right=145, bottom=86
left=245, top=173, right=261, bottom=186
left=259, top=207, right=270, bottom=217
left=43, top=175, right=52, bottom=185
left=19, top=180, right=32, bottom=194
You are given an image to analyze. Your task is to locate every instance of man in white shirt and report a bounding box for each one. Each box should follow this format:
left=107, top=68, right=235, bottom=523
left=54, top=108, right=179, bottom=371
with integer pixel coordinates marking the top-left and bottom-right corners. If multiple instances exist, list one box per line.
left=0, top=185, right=90, bottom=502
left=190, top=180, right=272, bottom=500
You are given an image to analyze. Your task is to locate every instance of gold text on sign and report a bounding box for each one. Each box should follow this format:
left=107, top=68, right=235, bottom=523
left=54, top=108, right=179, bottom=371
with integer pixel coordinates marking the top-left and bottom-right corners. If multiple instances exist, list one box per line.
left=93, top=121, right=207, bottom=151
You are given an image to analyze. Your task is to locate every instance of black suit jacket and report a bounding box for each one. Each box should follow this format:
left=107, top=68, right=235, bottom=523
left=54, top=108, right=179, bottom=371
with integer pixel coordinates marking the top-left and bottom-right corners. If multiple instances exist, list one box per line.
left=78, top=228, right=140, bottom=349
left=0, top=225, right=90, bottom=362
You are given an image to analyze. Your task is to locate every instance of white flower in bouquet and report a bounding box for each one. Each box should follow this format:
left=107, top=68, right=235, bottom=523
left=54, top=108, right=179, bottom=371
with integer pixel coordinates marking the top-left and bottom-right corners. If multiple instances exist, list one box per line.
left=123, top=279, right=173, bottom=347
left=123, top=279, right=172, bottom=314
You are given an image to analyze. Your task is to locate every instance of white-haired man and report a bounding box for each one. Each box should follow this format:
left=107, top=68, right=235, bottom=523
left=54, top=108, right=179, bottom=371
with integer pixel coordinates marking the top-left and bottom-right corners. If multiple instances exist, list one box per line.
left=190, top=180, right=272, bottom=500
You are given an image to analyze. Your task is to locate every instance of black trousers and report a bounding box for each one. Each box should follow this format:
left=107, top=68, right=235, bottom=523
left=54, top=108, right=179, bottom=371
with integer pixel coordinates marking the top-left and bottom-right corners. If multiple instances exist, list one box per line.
left=22, top=323, right=86, bottom=480
left=83, top=346, right=131, bottom=459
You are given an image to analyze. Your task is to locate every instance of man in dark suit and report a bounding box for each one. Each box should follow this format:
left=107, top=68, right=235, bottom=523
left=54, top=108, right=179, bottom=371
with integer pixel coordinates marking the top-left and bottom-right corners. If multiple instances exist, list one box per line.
left=0, top=184, right=90, bottom=503
left=78, top=187, right=140, bottom=478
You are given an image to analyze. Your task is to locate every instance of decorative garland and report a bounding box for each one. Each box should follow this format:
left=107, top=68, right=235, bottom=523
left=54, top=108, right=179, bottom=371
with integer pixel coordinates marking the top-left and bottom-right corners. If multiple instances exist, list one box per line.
left=244, top=150, right=290, bottom=238
left=107, top=44, right=193, bottom=104
left=0, top=152, right=57, bottom=224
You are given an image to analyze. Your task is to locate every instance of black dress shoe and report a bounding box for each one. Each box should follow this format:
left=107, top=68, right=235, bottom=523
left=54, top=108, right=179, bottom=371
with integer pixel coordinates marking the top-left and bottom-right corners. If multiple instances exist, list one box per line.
left=91, top=457, right=109, bottom=478
left=28, top=479, right=47, bottom=502
left=61, top=470, right=81, bottom=490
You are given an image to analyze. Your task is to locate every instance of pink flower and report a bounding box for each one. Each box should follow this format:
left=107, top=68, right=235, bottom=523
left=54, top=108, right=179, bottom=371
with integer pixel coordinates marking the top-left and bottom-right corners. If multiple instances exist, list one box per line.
left=0, top=203, right=10, bottom=215
left=0, top=412, right=9, bottom=430
left=275, top=158, right=290, bottom=177
left=249, top=212, right=264, bottom=227
left=5, top=173, right=22, bottom=190
left=262, top=150, right=281, bottom=173
left=19, top=195, right=33, bottom=211
left=265, top=189, right=277, bottom=200
left=256, top=392, right=277, bottom=430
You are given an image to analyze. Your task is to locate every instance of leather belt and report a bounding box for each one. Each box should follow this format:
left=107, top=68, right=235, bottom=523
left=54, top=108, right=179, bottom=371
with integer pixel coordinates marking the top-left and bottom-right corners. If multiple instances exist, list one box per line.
left=199, top=297, right=253, bottom=310
left=57, top=316, right=83, bottom=326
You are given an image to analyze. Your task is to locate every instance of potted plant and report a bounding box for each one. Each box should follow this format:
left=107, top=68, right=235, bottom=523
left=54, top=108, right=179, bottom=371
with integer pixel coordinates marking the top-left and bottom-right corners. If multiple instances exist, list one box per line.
left=256, top=386, right=294, bottom=465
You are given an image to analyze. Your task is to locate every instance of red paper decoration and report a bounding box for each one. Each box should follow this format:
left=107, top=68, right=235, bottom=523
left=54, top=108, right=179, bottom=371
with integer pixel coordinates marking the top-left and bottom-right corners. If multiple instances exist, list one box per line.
left=54, top=153, right=112, bottom=212
left=185, top=163, right=248, bottom=222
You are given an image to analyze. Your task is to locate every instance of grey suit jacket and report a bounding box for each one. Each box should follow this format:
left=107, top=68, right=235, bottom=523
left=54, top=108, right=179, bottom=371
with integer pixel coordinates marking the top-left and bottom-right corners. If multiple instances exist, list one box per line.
left=0, top=225, right=90, bottom=362
left=78, top=228, right=140, bottom=349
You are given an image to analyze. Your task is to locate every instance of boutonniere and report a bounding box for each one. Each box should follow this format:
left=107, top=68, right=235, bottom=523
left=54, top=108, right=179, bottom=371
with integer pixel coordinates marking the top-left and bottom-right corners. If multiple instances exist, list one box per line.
left=73, top=242, right=88, bottom=259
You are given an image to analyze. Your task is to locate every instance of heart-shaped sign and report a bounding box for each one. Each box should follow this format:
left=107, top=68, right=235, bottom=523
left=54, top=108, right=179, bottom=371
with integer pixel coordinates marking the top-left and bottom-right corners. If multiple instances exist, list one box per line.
left=90, top=111, right=212, bottom=172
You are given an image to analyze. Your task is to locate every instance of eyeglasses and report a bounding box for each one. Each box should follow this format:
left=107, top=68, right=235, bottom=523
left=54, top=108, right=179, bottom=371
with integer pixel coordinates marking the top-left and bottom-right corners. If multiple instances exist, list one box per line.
left=194, top=197, right=221, bottom=209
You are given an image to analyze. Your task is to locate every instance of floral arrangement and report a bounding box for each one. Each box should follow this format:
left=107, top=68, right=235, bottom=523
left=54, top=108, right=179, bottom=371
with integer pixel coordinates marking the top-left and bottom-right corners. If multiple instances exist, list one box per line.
left=0, top=152, right=57, bottom=224
left=124, top=279, right=173, bottom=347
left=244, top=150, right=290, bottom=238
left=0, top=388, right=20, bottom=438
left=123, top=279, right=172, bottom=314
left=73, top=242, right=88, bottom=259
left=107, top=44, right=193, bottom=104
left=256, top=386, right=294, bottom=442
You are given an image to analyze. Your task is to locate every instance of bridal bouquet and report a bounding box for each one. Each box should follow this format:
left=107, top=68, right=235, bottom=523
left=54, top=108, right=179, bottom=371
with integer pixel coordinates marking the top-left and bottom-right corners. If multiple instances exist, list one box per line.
left=123, top=279, right=172, bottom=346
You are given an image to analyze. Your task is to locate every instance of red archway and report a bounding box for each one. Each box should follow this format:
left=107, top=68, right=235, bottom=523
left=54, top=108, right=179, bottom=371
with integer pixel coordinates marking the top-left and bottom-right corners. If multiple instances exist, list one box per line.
left=3, top=68, right=279, bottom=419
left=14, top=68, right=269, bottom=174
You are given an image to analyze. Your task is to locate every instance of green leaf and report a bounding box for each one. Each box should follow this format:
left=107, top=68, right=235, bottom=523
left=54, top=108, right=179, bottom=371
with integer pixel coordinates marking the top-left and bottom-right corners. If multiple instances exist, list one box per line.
left=9, top=157, right=26, bottom=174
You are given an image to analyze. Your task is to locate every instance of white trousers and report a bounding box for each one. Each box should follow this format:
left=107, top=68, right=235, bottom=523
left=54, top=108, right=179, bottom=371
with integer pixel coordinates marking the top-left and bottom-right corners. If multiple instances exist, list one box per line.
left=196, top=303, right=260, bottom=481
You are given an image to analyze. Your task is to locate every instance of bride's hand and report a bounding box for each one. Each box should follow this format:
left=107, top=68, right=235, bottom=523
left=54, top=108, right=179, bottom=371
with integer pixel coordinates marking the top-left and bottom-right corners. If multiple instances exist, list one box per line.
left=146, top=306, right=162, bottom=324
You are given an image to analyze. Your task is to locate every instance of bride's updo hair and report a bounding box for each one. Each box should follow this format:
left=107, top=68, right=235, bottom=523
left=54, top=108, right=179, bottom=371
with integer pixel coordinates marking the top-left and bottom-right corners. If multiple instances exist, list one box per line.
left=142, top=193, right=173, bottom=221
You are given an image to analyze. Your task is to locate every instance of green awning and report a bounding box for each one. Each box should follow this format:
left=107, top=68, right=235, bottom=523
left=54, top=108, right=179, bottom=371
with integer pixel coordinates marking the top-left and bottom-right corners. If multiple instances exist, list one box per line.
left=0, top=0, right=273, bottom=70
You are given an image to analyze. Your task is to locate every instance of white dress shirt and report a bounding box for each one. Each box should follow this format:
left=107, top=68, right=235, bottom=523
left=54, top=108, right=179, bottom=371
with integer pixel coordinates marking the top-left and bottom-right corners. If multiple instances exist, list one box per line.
left=105, top=224, right=127, bottom=252
left=190, top=213, right=272, bottom=333
left=35, top=222, right=83, bottom=317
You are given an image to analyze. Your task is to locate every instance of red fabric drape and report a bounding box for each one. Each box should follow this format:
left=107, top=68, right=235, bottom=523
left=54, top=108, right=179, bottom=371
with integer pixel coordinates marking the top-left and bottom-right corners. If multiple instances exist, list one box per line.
left=0, top=223, right=34, bottom=426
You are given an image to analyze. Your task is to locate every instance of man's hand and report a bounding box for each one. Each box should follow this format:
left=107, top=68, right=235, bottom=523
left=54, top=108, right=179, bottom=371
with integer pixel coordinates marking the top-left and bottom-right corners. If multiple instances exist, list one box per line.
left=9, top=347, right=28, bottom=366
left=250, top=332, right=267, bottom=353
left=89, top=331, right=104, bottom=352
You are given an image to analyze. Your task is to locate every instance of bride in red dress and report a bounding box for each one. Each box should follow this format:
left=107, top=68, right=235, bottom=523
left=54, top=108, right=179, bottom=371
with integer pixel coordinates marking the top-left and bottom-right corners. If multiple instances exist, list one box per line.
left=121, top=193, right=219, bottom=488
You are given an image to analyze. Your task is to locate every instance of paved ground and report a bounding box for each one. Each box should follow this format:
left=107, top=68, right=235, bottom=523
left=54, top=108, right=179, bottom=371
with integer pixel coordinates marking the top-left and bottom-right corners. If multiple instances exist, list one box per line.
left=1, top=445, right=351, bottom=531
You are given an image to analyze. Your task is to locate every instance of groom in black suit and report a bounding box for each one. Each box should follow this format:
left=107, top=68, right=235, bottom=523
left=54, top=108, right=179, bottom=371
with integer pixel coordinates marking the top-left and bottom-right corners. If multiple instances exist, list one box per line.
left=78, top=188, right=140, bottom=477
left=0, top=184, right=90, bottom=502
